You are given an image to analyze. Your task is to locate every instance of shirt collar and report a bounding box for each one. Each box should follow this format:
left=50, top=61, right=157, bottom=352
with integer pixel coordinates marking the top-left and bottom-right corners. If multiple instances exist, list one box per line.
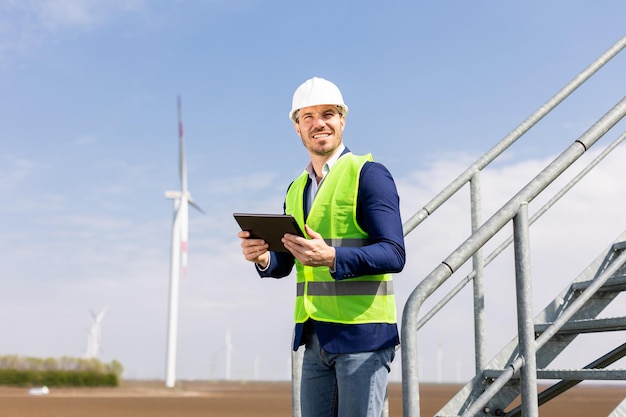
left=305, top=143, right=346, bottom=182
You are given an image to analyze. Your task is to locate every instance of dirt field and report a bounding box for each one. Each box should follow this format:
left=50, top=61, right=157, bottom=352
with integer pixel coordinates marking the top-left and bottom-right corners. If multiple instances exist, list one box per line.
left=0, top=380, right=623, bottom=417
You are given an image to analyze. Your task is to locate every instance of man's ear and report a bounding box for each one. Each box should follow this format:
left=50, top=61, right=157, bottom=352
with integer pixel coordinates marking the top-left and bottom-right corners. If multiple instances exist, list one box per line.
left=293, top=121, right=301, bottom=136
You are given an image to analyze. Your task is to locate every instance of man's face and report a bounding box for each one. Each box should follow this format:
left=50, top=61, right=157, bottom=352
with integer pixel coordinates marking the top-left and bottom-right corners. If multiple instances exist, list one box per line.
left=294, top=104, right=345, bottom=159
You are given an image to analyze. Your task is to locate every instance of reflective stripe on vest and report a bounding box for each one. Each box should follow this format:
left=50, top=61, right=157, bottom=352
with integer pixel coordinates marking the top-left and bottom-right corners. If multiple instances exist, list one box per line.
left=296, top=280, right=394, bottom=297
left=323, top=237, right=371, bottom=247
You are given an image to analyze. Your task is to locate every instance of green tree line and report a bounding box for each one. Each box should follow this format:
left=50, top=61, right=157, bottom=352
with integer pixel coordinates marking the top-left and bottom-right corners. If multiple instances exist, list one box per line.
left=0, top=355, right=123, bottom=387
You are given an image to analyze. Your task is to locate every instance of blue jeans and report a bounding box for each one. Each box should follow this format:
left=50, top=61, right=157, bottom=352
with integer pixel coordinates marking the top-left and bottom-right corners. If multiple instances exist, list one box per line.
left=300, top=329, right=396, bottom=417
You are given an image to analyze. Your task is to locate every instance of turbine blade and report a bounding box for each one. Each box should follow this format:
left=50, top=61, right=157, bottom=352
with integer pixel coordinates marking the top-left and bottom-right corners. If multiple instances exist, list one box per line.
left=178, top=95, right=188, bottom=193
left=96, top=307, right=108, bottom=322
left=189, top=197, right=205, bottom=214
left=173, top=96, right=202, bottom=280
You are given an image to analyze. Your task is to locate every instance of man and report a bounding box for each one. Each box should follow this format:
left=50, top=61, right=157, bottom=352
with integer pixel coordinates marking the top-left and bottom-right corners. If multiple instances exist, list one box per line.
left=238, top=77, right=405, bottom=417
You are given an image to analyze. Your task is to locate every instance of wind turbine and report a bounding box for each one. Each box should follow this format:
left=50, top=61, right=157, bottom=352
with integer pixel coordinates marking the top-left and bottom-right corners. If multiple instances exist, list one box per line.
left=85, top=307, right=107, bottom=359
left=164, top=96, right=204, bottom=388
left=225, top=328, right=233, bottom=380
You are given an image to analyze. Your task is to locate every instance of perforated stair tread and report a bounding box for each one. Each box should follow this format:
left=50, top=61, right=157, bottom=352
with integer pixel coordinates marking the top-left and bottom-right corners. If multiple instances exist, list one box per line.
left=482, top=368, right=626, bottom=380
left=535, top=316, right=626, bottom=335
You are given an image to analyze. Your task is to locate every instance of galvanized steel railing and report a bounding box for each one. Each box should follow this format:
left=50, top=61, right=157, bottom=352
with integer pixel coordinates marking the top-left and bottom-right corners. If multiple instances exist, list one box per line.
left=400, top=34, right=626, bottom=417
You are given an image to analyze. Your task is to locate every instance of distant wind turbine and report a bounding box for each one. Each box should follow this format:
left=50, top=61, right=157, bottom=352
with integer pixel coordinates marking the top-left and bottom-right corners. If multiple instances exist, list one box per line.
left=225, top=328, right=233, bottom=380
left=436, top=341, right=443, bottom=383
left=164, top=96, right=204, bottom=388
left=85, top=307, right=107, bottom=359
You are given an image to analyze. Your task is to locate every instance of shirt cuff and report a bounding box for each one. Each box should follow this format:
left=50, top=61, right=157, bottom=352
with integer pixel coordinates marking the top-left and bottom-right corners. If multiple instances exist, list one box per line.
left=255, top=256, right=271, bottom=272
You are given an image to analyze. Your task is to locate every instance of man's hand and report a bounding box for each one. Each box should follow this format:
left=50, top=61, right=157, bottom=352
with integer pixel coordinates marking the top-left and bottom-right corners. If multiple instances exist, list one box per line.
left=282, top=224, right=335, bottom=268
left=238, top=230, right=270, bottom=268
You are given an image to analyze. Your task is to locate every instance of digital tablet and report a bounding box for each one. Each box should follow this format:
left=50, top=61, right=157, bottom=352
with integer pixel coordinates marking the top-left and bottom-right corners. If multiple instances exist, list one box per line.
left=233, top=213, right=304, bottom=252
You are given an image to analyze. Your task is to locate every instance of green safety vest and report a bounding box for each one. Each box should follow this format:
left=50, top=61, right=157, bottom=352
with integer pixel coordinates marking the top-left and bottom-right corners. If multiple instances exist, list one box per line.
left=285, top=152, right=397, bottom=325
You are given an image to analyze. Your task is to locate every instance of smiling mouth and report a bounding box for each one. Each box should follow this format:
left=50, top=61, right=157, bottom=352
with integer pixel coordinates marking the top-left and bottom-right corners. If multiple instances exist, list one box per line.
left=313, top=133, right=331, bottom=139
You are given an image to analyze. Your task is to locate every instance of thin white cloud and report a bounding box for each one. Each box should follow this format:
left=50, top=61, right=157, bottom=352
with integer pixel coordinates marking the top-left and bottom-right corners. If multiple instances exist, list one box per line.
left=207, top=172, right=281, bottom=195
left=0, top=155, right=34, bottom=190
left=0, top=0, right=145, bottom=63
left=20, top=0, right=145, bottom=30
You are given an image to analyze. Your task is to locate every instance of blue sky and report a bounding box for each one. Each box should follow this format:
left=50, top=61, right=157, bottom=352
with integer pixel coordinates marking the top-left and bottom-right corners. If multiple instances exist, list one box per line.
left=1, top=1, right=626, bottom=383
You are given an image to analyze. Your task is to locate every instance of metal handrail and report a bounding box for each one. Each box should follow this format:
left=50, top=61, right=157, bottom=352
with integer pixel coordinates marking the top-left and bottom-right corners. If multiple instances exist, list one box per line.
left=402, top=96, right=626, bottom=417
left=414, top=131, right=626, bottom=332
left=400, top=34, right=626, bottom=386
left=399, top=33, right=626, bottom=417
left=402, top=34, right=626, bottom=237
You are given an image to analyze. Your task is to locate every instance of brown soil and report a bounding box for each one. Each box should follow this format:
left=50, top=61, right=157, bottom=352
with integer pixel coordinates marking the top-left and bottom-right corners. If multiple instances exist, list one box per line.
left=0, top=380, right=623, bottom=417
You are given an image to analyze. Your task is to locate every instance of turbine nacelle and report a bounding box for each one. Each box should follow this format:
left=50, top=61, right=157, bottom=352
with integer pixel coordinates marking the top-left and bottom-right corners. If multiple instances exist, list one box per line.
left=164, top=190, right=182, bottom=200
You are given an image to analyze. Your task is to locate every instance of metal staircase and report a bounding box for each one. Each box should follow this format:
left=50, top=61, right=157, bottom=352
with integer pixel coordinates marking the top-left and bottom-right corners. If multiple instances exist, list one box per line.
left=400, top=34, right=626, bottom=417
left=435, top=235, right=626, bottom=417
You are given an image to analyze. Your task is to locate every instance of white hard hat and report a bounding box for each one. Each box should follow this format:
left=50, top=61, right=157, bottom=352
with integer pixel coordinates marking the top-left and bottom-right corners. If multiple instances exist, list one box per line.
left=289, top=77, right=349, bottom=122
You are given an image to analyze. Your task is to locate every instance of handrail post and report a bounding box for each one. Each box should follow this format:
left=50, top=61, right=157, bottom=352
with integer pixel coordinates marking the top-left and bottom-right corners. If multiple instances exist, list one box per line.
left=513, top=203, right=539, bottom=417
left=402, top=264, right=453, bottom=417
left=470, top=172, right=487, bottom=373
left=291, top=336, right=303, bottom=417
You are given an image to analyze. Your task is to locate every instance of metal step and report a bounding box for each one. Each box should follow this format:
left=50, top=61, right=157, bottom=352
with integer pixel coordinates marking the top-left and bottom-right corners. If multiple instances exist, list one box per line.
left=484, top=341, right=626, bottom=382
left=496, top=343, right=626, bottom=417
left=536, top=369, right=626, bottom=380
left=572, top=275, right=626, bottom=293
left=612, top=241, right=626, bottom=251
left=535, top=316, right=626, bottom=335
left=483, top=368, right=626, bottom=380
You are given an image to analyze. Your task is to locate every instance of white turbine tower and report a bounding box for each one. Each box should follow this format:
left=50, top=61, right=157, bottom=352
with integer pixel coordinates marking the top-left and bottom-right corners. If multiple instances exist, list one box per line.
left=225, top=328, right=233, bottom=380
left=85, top=307, right=107, bottom=359
left=164, top=96, right=204, bottom=388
